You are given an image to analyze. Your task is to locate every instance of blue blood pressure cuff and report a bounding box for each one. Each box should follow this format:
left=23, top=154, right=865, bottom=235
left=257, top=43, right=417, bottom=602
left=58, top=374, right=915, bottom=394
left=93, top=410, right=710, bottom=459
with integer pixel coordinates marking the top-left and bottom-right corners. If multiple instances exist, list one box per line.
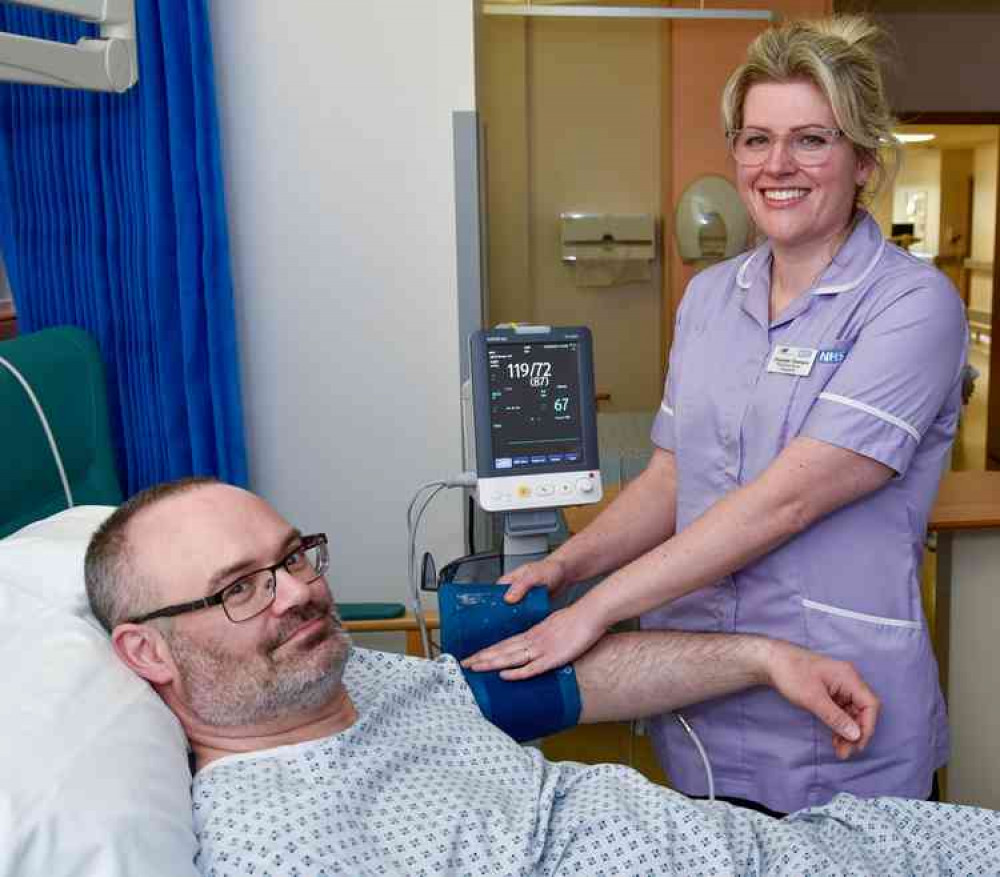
left=439, top=582, right=582, bottom=742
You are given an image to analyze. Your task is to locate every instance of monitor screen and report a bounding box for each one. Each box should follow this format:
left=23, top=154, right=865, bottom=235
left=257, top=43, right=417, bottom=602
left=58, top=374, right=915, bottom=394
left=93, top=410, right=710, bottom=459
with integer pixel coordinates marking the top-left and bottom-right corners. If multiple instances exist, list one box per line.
left=487, top=339, right=584, bottom=471
left=471, top=326, right=601, bottom=512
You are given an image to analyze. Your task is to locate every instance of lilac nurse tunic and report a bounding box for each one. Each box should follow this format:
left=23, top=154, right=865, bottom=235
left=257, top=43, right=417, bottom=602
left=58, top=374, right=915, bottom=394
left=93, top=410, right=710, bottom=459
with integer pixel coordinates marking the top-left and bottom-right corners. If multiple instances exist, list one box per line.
left=646, top=212, right=967, bottom=815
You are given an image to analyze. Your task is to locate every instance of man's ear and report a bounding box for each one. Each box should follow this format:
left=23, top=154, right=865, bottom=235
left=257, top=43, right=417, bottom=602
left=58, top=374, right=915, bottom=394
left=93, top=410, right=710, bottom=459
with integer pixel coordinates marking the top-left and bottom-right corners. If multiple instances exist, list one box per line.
left=112, top=623, right=176, bottom=685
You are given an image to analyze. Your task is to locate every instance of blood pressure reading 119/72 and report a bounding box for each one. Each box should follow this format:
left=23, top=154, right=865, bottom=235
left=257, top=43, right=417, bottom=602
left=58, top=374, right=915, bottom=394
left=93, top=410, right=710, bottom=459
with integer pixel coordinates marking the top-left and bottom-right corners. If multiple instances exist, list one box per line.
left=505, top=360, right=550, bottom=384
left=487, top=342, right=582, bottom=470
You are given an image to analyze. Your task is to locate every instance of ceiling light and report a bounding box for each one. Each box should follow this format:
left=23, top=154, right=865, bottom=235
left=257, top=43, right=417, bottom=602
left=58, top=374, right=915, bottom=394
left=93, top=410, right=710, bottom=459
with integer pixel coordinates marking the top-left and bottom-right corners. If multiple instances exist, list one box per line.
left=894, top=133, right=936, bottom=144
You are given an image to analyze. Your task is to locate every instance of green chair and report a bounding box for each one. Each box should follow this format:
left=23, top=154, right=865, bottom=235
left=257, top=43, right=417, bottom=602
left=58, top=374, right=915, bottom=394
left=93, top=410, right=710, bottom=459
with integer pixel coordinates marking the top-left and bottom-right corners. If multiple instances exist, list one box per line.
left=0, top=326, right=122, bottom=538
left=338, top=602, right=406, bottom=622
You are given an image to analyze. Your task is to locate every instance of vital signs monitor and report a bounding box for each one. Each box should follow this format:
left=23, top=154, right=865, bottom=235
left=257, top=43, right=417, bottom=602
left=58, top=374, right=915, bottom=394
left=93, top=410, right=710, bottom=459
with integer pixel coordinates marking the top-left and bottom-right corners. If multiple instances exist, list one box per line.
left=470, top=325, right=603, bottom=513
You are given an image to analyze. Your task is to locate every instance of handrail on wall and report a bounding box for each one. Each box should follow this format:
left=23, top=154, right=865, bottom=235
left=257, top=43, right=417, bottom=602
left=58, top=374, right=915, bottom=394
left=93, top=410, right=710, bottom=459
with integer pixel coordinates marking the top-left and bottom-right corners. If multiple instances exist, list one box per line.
left=0, top=0, right=137, bottom=92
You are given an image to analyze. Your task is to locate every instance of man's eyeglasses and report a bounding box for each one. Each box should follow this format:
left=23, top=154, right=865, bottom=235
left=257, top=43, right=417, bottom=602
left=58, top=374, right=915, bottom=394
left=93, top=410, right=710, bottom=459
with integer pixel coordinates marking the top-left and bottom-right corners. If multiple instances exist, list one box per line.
left=727, top=127, right=845, bottom=167
left=130, top=534, right=329, bottom=625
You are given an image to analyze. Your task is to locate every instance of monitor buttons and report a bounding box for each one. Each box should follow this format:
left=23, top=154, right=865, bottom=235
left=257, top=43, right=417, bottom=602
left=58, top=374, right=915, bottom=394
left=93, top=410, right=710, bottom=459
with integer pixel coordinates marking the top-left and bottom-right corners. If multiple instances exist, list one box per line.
left=576, top=477, right=595, bottom=495
left=536, top=484, right=554, bottom=497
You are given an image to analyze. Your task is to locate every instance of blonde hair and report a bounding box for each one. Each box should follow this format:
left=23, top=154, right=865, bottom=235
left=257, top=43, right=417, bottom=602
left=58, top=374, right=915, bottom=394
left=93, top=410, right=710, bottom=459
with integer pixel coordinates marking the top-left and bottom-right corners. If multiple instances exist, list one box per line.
left=721, top=16, right=899, bottom=202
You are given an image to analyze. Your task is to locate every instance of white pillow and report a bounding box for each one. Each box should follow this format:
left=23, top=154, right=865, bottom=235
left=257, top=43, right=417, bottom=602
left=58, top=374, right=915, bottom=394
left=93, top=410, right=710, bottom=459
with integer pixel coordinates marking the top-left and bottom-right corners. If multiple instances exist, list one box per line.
left=0, top=506, right=199, bottom=877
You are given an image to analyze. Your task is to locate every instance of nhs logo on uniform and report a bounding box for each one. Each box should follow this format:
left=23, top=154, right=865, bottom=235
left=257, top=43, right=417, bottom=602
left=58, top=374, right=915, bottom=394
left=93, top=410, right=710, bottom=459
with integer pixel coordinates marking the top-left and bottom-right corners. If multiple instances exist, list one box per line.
left=817, top=349, right=847, bottom=364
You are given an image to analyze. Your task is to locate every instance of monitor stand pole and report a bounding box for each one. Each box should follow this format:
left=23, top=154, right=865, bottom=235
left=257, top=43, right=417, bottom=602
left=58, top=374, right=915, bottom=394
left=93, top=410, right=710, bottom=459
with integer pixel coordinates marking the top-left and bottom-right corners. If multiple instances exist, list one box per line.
left=502, top=509, right=560, bottom=575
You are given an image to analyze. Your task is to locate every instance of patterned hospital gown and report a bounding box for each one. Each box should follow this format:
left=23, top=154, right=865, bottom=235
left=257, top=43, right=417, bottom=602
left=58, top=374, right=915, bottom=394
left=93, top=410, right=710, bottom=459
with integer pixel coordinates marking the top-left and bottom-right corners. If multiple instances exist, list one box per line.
left=193, top=649, right=1000, bottom=876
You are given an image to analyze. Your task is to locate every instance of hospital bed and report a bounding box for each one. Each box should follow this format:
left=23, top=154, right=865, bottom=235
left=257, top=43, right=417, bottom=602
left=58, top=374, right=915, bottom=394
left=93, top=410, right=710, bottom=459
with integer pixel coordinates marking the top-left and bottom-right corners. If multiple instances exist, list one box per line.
left=0, top=327, right=201, bottom=877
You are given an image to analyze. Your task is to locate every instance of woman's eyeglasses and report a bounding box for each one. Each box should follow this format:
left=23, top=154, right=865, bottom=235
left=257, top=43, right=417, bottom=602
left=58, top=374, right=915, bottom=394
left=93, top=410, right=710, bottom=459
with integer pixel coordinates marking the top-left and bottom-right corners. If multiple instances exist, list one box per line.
left=727, top=127, right=845, bottom=167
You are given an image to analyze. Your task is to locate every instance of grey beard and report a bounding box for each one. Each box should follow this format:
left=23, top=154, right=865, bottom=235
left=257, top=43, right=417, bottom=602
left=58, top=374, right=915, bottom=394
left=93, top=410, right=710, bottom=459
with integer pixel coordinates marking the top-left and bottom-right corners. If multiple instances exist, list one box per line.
left=168, top=626, right=352, bottom=727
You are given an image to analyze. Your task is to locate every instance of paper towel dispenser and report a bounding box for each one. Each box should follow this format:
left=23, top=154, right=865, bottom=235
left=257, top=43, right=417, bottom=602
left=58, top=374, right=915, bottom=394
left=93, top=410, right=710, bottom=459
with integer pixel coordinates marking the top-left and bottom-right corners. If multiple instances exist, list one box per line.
left=560, top=213, right=656, bottom=263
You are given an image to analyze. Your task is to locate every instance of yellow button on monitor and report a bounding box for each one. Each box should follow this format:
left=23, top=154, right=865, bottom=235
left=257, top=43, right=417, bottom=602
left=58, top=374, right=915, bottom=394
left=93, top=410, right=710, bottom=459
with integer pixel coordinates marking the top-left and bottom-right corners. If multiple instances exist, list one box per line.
left=517, top=485, right=532, bottom=498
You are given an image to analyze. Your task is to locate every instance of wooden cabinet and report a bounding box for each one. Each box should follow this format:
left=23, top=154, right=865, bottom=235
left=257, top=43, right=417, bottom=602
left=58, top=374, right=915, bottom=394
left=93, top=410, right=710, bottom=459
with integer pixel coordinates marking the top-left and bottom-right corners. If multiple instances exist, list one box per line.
left=0, top=302, right=16, bottom=340
left=929, top=471, right=1000, bottom=807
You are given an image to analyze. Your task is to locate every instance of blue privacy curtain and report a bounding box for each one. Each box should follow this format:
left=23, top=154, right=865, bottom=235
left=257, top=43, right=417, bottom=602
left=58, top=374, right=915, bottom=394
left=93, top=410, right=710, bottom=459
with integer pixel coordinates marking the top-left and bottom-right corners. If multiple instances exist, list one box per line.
left=0, top=0, right=247, bottom=494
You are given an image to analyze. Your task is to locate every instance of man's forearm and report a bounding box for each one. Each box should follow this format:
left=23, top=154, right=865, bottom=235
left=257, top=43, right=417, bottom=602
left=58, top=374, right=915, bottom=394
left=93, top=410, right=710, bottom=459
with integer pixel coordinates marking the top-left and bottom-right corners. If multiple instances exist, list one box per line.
left=575, top=630, right=771, bottom=724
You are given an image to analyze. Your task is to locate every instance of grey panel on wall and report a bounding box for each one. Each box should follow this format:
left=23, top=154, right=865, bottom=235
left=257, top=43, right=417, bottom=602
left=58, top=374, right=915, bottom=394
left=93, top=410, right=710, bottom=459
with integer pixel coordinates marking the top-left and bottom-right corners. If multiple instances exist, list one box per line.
left=453, top=110, right=488, bottom=383
left=453, top=110, right=501, bottom=556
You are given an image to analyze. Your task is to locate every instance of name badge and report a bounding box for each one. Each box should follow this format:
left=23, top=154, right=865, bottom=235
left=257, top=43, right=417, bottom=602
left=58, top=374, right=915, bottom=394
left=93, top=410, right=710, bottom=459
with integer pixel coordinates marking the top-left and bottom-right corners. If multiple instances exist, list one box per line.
left=766, top=345, right=817, bottom=377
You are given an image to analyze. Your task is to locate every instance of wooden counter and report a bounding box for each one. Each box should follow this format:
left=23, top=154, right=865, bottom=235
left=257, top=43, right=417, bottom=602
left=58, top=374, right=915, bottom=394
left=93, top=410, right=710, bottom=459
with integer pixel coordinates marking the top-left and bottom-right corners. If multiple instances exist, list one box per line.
left=343, top=610, right=440, bottom=657
left=929, top=471, right=1000, bottom=531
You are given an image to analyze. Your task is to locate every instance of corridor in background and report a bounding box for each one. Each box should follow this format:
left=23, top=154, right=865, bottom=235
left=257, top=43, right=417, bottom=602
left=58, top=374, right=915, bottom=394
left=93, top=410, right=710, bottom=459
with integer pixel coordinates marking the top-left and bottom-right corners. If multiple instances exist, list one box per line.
left=872, top=123, right=997, bottom=471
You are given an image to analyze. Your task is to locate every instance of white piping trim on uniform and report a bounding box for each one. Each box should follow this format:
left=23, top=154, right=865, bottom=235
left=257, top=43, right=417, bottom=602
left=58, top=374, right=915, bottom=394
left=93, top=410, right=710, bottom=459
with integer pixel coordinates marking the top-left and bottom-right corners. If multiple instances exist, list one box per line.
left=735, top=248, right=763, bottom=290
left=660, top=402, right=675, bottom=417
left=0, top=354, right=75, bottom=509
left=735, top=223, right=886, bottom=296
left=817, top=391, right=921, bottom=443
left=813, top=237, right=886, bottom=295
left=802, top=597, right=922, bottom=630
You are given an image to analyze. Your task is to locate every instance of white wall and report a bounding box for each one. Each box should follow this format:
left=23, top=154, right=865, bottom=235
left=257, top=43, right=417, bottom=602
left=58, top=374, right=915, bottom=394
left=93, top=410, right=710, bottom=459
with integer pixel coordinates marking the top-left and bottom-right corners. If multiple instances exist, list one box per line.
left=970, top=142, right=997, bottom=315
left=208, top=2, right=475, bottom=605
left=892, top=148, right=941, bottom=257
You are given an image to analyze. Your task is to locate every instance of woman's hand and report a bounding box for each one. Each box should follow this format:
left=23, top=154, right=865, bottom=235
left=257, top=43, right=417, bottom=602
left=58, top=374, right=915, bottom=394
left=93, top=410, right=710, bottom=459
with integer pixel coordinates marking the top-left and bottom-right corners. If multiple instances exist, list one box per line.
left=497, top=555, right=569, bottom=604
left=460, top=601, right=606, bottom=680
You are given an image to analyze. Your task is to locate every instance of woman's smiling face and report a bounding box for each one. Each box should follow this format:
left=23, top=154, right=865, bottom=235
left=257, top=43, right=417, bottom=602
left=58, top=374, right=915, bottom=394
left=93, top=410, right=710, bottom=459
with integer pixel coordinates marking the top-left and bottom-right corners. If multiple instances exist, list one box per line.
left=735, top=79, right=872, bottom=254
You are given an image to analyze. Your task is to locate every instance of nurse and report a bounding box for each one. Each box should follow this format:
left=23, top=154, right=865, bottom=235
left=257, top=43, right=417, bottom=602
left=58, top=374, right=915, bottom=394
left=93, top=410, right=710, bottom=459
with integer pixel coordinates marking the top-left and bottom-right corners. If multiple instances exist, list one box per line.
left=464, top=16, right=967, bottom=816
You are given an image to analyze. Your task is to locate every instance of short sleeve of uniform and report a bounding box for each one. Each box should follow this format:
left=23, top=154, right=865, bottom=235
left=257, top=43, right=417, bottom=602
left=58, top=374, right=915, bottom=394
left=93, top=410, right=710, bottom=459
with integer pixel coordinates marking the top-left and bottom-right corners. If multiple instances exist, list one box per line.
left=651, top=290, right=692, bottom=452
left=800, top=274, right=967, bottom=475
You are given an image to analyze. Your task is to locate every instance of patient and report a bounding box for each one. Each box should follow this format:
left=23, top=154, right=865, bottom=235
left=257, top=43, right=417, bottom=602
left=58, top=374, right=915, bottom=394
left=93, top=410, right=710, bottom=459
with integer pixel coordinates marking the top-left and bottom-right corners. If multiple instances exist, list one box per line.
left=85, top=478, right=999, bottom=876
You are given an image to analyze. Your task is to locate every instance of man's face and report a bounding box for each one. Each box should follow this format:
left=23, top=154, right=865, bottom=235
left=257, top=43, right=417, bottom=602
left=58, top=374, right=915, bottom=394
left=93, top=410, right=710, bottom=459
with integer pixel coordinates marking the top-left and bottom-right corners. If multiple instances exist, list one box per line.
left=128, top=484, right=352, bottom=727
